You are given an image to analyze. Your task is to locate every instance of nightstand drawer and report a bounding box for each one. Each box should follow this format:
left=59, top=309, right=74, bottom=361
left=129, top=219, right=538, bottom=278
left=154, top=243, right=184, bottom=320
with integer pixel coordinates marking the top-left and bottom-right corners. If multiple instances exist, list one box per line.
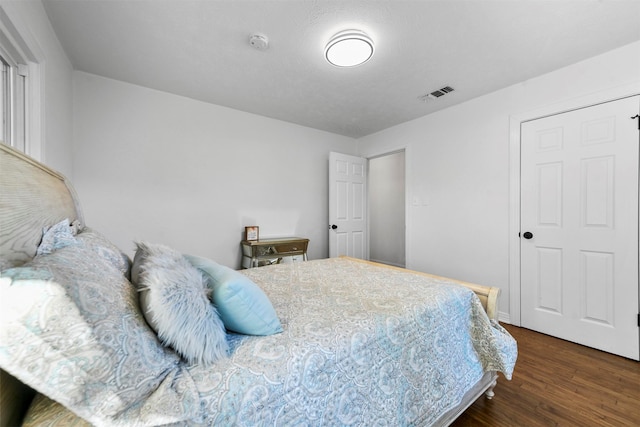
left=267, top=241, right=308, bottom=254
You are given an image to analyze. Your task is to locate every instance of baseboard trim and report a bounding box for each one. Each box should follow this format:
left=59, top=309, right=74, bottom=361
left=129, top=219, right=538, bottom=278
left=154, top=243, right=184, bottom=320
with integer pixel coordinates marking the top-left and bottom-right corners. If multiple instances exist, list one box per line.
left=498, top=311, right=511, bottom=324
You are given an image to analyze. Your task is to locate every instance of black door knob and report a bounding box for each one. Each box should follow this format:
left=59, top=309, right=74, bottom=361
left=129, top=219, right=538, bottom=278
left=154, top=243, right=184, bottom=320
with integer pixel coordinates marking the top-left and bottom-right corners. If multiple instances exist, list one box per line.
left=522, top=231, right=533, bottom=239
left=330, top=224, right=338, bottom=230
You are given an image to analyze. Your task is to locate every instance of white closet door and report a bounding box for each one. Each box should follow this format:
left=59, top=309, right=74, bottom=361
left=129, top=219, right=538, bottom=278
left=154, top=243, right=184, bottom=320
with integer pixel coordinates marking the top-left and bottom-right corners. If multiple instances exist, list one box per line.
left=520, top=96, right=639, bottom=360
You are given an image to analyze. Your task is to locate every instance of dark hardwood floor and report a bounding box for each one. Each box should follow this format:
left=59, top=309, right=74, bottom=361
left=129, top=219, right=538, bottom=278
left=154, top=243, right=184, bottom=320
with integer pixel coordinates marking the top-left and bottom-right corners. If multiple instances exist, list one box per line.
left=452, top=324, right=640, bottom=426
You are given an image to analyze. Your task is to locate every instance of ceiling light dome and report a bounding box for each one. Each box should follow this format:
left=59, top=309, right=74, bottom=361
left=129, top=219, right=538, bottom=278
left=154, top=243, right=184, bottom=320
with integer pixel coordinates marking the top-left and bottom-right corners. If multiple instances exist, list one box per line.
left=325, top=30, right=374, bottom=67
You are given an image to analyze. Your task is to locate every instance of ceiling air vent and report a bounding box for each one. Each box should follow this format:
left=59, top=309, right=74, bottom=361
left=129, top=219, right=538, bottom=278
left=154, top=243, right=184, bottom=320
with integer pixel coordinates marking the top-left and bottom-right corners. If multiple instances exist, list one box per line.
left=430, top=86, right=454, bottom=97
left=418, top=86, right=455, bottom=102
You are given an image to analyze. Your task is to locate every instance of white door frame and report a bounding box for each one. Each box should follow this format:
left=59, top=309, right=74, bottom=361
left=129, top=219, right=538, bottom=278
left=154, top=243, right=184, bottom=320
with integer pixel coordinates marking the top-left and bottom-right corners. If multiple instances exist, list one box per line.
left=508, top=82, right=640, bottom=326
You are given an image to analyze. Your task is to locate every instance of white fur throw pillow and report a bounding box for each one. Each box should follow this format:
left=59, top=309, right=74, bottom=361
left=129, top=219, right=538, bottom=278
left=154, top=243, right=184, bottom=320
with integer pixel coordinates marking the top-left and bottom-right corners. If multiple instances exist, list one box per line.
left=131, top=241, right=228, bottom=365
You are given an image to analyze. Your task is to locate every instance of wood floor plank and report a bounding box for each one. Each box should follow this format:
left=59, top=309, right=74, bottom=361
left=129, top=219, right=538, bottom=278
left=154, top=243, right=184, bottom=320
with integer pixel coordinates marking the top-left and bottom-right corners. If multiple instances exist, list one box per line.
left=451, top=324, right=640, bottom=427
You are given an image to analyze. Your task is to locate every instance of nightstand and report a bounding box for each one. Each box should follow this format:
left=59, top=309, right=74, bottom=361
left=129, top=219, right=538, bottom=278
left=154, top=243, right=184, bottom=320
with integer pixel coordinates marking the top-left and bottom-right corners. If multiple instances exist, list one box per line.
left=241, top=237, right=309, bottom=269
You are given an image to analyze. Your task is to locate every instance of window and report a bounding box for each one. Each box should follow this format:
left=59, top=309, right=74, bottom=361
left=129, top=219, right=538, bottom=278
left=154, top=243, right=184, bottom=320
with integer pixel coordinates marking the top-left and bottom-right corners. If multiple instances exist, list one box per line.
left=0, top=5, right=41, bottom=159
left=0, top=50, right=26, bottom=152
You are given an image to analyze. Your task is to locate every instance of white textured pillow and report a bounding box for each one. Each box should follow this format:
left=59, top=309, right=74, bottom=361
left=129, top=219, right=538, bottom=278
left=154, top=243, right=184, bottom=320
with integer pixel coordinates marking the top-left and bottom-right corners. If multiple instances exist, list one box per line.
left=131, top=242, right=228, bottom=365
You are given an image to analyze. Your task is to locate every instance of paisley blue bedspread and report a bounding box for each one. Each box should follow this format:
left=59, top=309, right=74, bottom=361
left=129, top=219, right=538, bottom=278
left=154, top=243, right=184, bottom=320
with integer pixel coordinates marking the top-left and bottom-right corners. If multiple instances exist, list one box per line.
left=184, top=258, right=517, bottom=426
left=6, top=252, right=516, bottom=427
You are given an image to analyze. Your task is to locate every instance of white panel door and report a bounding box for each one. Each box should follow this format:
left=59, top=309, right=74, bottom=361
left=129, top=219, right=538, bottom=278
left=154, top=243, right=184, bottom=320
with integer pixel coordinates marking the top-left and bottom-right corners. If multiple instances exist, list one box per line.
left=329, top=152, right=367, bottom=259
left=521, top=96, right=639, bottom=360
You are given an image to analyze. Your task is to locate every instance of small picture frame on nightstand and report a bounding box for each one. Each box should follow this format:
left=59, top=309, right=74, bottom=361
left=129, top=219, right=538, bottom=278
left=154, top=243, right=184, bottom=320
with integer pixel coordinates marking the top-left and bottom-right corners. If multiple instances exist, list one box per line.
left=245, top=226, right=259, bottom=241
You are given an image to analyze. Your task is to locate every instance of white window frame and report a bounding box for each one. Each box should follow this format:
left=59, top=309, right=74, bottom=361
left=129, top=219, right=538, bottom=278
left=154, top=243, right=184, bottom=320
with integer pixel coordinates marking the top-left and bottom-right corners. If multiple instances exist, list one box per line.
left=0, top=5, right=42, bottom=160
left=0, top=48, right=27, bottom=152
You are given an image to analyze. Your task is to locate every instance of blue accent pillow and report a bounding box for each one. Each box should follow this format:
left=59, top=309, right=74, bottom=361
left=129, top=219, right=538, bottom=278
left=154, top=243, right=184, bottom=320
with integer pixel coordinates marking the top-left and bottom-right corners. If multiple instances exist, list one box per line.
left=185, top=255, right=283, bottom=336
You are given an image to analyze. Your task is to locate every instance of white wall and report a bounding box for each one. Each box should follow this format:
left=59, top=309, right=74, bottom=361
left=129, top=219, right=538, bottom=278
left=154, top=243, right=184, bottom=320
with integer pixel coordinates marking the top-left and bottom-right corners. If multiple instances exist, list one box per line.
left=72, top=72, right=357, bottom=268
left=0, top=0, right=73, bottom=176
left=358, top=41, right=640, bottom=319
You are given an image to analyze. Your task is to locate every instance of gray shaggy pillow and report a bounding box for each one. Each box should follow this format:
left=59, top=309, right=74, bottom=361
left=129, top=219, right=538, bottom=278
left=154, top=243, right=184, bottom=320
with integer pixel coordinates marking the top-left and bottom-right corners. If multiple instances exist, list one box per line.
left=131, top=241, right=228, bottom=365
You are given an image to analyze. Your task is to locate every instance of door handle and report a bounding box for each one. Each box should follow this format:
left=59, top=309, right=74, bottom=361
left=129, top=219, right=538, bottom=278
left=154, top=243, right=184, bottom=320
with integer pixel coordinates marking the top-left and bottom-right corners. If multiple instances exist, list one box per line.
left=329, top=224, right=338, bottom=230
left=522, top=231, right=533, bottom=239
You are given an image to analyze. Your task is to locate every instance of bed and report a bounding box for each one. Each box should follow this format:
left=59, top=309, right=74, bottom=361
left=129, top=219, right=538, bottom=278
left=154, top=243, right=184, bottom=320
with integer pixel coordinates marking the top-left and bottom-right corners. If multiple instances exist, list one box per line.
left=0, top=143, right=517, bottom=426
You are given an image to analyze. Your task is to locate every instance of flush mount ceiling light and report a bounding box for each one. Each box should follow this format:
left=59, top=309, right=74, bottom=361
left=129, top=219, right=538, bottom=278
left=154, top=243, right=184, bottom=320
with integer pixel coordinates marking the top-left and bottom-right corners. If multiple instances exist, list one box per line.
left=325, top=30, right=374, bottom=67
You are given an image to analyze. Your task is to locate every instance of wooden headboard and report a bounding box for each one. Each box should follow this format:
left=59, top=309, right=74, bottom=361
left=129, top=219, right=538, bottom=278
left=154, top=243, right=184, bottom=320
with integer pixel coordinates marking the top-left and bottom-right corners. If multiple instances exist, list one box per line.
left=0, top=144, right=84, bottom=426
left=0, top=144, right=84, bottom=268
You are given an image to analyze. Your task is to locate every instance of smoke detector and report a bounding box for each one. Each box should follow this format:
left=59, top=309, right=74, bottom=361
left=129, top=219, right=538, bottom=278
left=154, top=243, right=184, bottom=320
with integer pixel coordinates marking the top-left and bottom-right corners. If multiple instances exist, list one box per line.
left=249, top=34, right=269, bottom=50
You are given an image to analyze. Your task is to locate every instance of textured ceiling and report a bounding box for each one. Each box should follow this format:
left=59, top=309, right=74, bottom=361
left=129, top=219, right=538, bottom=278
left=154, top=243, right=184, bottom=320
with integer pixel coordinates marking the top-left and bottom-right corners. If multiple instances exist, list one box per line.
left=43, top=0, right=640, bottom=138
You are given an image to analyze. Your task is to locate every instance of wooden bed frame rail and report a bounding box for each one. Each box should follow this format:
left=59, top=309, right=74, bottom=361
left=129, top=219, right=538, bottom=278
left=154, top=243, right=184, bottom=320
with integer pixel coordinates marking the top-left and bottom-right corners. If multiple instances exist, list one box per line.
left=343, top=257, right=501, bottom=321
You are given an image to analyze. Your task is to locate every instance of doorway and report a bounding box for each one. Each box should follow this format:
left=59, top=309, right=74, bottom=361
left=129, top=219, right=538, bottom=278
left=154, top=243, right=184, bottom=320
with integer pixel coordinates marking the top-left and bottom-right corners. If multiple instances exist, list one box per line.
left=368, top=150, right=406, bottom=267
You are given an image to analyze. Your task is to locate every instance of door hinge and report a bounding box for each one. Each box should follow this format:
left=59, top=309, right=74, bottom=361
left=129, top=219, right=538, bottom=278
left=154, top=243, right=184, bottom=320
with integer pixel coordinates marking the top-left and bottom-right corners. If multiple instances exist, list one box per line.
left=632, top=114, right=640, bottom=130
left=638, top=313, right=640, bottom=327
